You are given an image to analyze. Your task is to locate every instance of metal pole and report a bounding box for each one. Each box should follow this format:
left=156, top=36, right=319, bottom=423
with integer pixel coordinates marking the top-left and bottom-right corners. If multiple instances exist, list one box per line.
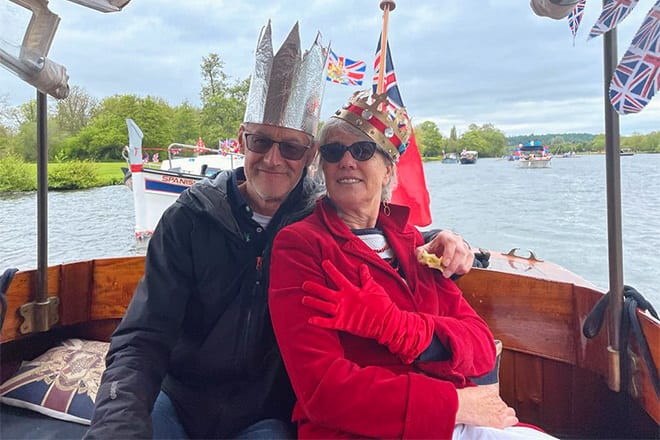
left=36, top=90, right=48, bottom=304
left=602, top=10, right=623, bottom=392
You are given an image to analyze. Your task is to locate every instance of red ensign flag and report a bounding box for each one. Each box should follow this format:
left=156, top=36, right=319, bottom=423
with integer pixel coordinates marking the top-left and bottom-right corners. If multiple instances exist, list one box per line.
left=391, top=130, right=432, bottom=226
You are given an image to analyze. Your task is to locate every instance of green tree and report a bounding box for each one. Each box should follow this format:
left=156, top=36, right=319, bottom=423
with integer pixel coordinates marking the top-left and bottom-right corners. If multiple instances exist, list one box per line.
left=198, top=53, right=249, bottom=143
left=446, top=125, right=459, bottom=154
left=172, top=101, right=201, bottom=145
left=55, top=85, right=98, bottom=135
left=590, top=134, right=605, bottom=152
left=200, top=53, right=228, bottom=104
left=550, top=135, right=565, bottom=154
left=0, top=123, right=11, bottom=157
left=459, top=127, right=489, bottom=156
left=63, top=95, right=175, bottom=160
left=12, top=100, right=40, bottom=126
left=459, top=123, right=507, bottom=158
left=415, top=121, right=444, bottom=157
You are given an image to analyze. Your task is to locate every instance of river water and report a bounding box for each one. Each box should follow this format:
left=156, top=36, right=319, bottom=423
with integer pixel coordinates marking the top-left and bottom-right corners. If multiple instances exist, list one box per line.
left=1, top=154, right=658, bottom=308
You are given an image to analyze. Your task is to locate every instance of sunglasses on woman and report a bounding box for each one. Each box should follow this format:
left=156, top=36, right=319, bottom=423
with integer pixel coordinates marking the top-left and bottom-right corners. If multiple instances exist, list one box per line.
left=244, top=133, right=310, bottom=161
left=319, top=141, right=378, bottom=163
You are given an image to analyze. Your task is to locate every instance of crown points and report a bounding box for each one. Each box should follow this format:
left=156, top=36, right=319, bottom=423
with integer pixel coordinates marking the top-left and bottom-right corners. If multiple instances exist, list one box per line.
left=244, top=21, right=328, bottom=137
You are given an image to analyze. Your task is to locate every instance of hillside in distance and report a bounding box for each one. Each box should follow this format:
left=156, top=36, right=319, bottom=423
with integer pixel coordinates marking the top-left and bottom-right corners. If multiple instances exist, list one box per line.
left=506, top=133, right=595, bottom=146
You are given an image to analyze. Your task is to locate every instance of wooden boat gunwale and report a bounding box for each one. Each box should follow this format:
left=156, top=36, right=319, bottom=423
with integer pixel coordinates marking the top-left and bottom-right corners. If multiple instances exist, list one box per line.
left=2, top=251, right=658, bottom=438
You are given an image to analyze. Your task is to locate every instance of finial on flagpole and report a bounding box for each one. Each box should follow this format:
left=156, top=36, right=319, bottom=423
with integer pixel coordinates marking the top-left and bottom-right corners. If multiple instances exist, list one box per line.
left=380, top=1, right=396, bottom=11
left=376, top=1, right=395, bottom=97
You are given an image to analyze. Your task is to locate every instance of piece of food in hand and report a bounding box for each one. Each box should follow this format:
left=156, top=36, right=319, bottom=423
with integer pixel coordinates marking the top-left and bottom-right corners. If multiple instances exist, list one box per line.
left=417, top=250, right=444, bottom=272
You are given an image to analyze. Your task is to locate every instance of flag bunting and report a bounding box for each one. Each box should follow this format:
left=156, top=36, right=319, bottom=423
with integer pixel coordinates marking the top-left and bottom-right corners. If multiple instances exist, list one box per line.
left=609, top=1, right=660, bottom=114
left=588, top=0, right=640, bottom=40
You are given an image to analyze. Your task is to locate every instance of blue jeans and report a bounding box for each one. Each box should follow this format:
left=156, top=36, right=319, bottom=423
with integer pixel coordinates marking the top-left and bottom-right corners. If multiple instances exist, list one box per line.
left=233, top=418, right=295, bottom=439
left=150, top=391, right=295, bottom=439
left=151, top=391, right=188, bottom=439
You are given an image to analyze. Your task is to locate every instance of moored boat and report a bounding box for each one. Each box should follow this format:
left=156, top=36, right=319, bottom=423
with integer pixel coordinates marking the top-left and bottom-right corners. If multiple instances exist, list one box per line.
left=123, top=119, right=244, bottom=242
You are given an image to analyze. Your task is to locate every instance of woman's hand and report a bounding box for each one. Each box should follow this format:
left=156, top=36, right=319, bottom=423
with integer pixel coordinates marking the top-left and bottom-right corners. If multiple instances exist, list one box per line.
left=301, top=260, right=433, bottom=363
left=416, top=230, right=473, bottom=278
left=455, top=384, right=519, bottom=429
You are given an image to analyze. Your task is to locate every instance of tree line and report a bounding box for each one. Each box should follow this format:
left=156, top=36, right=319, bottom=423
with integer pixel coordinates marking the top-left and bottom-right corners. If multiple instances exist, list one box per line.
left=2, top=53, right=659, bottom=162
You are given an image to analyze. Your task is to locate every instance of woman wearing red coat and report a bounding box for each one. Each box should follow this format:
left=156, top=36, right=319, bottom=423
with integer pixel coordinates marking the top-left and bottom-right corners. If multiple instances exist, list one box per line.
left=269, top=90, right=555, bottom=439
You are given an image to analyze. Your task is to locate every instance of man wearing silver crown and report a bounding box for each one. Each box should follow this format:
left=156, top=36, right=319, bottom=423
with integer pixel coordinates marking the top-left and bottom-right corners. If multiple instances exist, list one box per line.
left=86, top=22, right=474, bottom=440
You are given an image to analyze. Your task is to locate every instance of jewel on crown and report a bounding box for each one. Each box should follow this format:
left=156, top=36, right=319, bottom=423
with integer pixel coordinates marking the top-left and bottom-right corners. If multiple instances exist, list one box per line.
left=333, top=89, right=411, bottom=162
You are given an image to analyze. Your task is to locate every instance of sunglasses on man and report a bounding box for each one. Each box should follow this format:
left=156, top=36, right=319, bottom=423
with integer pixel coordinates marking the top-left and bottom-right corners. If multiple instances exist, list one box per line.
left=244, top=133, right=310, bottom=161
left=319, top=141, right=380, bottom=163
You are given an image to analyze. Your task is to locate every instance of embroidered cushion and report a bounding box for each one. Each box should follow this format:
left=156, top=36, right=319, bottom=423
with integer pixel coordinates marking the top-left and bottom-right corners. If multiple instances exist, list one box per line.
left=0, top=338, right=109, bottom=425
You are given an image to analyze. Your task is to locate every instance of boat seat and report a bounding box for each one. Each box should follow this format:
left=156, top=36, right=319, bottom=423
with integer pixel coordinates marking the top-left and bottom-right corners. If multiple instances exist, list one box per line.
left=0, top=404, right=89, bottom=439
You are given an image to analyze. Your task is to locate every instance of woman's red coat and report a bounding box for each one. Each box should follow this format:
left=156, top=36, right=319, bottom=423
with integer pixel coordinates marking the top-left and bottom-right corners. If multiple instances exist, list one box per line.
left=269, top=198, right=496, bottom=439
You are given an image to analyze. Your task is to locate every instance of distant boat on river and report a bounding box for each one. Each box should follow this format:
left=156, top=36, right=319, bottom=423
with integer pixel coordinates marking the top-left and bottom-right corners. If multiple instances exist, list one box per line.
left=516, top=141, right=552, bottom=168
left=460, top=149, right=478, bottom=164
left=441, top=152, right=460, bottom=164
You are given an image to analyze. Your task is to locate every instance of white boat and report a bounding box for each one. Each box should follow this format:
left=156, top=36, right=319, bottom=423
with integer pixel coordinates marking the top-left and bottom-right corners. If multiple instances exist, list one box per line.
left=516, top=141, right=552, bottom=168
left=518, top=156, right=552, bottom=168
left=123, top=119, right=245, bottom=242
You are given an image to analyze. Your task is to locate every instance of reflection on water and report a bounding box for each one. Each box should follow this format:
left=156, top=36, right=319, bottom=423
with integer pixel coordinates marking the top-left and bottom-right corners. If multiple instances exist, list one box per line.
left=0, top=154, right=658, bottom=308
left=0, top=185, right=144, bottom=269
left=428, top=153, right=659, bottom=307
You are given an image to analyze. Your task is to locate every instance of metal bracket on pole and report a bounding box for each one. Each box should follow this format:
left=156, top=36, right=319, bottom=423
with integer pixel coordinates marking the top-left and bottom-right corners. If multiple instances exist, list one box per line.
left=18, top=296, right=60, bottom=334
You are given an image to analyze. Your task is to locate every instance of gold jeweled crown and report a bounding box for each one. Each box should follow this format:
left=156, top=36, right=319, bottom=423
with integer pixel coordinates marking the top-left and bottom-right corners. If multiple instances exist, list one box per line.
left=243, top=21, right=328, bottom=137
left=332, top=89, right=411, bottom=162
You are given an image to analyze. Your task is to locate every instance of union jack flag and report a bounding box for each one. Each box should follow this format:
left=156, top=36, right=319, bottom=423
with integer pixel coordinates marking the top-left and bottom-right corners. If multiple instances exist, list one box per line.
left=372, top=34, right=404, bottom=112
left=609, top=2, right=660, bottom=114
left=326, top=49, right=366, bottom=86
left=568, top=0, right=587, bottom=44
left=588, top=0, right=640, bottom=40
left=371, top=35, right=432, bottom=227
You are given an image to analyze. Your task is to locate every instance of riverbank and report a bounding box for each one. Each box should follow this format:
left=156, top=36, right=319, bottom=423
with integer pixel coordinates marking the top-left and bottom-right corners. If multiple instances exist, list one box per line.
left=0, top=158, right=124, bottom=192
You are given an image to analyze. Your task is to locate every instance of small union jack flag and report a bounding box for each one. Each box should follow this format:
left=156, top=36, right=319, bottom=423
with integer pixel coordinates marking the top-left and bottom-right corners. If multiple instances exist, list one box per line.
left=568, top=0, right=587, bottom=44
left=326, top=49, right=366, bottom=86
left=588, top=0, right=640, bottom=40
left=609, top=1, right=660, bottom=114
left=372, top=34, right=404, bottom=112
left=195, top=136, right=205, bottom=153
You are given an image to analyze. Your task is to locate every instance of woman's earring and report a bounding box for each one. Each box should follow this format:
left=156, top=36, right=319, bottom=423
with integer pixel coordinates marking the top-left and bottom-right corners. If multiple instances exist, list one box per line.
left=383, top=201, right=391, bottom=216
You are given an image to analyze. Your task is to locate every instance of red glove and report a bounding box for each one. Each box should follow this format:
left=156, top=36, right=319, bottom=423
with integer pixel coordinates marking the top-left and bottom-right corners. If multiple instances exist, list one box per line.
left=301, top=260, right=434, bottom=364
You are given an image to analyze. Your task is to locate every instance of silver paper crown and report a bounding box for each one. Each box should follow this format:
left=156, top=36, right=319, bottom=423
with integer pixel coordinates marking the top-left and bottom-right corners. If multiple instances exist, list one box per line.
left=243, top=21, right=328, bottom=137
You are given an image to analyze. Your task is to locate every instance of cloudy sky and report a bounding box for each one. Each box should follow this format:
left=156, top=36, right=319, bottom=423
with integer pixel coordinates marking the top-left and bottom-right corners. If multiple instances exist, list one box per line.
left=1, top=0, right=658, bottom=137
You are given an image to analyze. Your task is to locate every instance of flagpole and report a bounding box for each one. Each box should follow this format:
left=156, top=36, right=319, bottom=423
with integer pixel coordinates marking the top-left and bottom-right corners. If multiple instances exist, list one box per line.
left=377, top=0, right=396, bottom=94
left=602, top=2, right=623, bottom=393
